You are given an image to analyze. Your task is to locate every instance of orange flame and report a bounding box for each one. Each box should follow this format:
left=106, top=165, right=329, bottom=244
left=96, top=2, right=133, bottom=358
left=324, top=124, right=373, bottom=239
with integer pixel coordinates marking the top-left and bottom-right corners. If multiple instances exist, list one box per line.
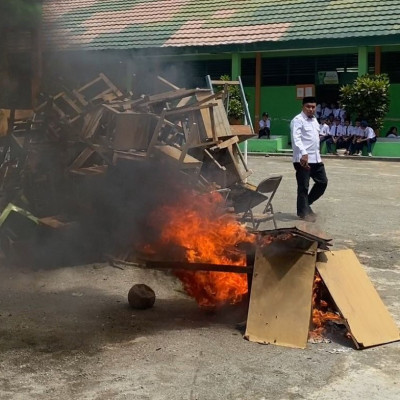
left=146, top=189, right=256, bottom=308
left=311, top=274, right=343, bottom=338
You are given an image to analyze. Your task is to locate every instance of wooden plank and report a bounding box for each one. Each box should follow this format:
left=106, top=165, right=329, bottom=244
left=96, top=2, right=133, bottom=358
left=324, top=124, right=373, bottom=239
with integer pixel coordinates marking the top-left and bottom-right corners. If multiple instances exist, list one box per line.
left=229, top=125, right=253, bottom=135
left=210, top=80, right=240, bottom=85
left=144, top=89, right=207, bottom=105
left=245, top=238, right=317, bottom=348
left=227, top=145, right=245, bottom=181
left=69, top=165, right=108, bottom=176
left=144, top=260, right=252, bottom=274
left=99, top=73, right=124, bottom=97
left=234, top=142, right=251, bottom=173
left=211, top=136, right=239, bottom=150
left=69, top=147, right=95, bottom=170
left=81, top=108, right=103, bottom=139
left=204, top=149, right=226, bottom=170
left=215, top=99, right=232, bottom=137
left=165, top=103, right=218, bottom=117
left=152, top=145, right=202, bottom=169
left=316, top=249, right=400, bottom=348
left=157, top=75, right=180, bottom=91
left=147, top=108, right=167, bottom=157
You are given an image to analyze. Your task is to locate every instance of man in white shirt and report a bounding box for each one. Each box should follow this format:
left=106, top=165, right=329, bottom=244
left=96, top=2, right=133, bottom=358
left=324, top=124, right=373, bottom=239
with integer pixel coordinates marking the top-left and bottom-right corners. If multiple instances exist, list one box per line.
left=291, top=96, right=328, bottom=222
left=356, top=120, right=377, bottom=156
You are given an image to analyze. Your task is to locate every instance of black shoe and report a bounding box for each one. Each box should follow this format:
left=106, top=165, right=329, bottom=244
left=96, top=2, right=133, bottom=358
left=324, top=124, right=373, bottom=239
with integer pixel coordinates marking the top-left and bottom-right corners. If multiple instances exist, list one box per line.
left=298, top=212, right=317, bottom=223
left=302, top=214, right=317, bottom=223
left=308, top=207, right=317, bottom=216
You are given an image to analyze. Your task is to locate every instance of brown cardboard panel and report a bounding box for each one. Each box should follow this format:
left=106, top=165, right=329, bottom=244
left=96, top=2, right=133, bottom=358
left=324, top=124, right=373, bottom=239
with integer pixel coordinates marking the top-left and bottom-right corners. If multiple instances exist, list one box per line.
left=245, top=238, right=317, bottom=348
left=316, top=250, right=400, bottom=348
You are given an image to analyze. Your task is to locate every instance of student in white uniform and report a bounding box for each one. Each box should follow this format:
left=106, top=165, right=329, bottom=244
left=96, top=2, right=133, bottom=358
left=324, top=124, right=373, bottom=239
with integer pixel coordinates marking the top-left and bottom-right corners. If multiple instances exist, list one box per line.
left=326, top=117, right=343, bottom=154
left=319, top=116, right=330, bottom=144
left=348, top=119, right=363, bottom=155
left=258, top=112, right=271, bottom=139
left=340, top=119, right=354, bottom=154
left=356, top=120, right=377, bottom=156
left=290, top=96, right=328, bottom=222
left=332, top=102, right=346, bottom=123
left=320, top=102, right=332, bottom=120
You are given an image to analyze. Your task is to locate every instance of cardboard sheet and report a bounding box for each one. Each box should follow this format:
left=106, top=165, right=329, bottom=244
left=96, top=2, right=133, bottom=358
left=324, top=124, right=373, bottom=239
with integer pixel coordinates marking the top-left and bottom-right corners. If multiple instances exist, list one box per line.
left=245, top=237, right=317, bottom=348
left=316, top=249, right=400, bottom=348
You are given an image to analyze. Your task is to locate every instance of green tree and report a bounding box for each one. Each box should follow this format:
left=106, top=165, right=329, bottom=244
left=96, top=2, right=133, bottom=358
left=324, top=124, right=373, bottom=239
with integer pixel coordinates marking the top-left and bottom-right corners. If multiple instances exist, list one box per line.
left=218, top=74, right=244, bottom=121
left=0, top=0, right=41, bottom=29
left=339, top=74, right=390, bottom=133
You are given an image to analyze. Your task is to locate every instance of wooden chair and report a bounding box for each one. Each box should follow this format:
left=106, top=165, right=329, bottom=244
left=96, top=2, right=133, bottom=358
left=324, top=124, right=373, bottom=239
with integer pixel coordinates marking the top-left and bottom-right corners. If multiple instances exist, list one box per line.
left=238, top=175, right=282, bottom=230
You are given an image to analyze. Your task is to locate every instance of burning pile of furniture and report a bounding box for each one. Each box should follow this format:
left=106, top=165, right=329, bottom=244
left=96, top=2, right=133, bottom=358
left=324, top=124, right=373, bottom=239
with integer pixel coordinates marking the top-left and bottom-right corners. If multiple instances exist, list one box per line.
left=30, top=73, right=254, bottom=186
left=0, top=73, right=258, bottom=264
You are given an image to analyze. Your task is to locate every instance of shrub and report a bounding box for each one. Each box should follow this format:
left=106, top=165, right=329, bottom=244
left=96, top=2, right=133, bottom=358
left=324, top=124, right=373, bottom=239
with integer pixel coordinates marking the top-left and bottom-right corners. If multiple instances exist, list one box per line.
left=218, top=74, right=244, bottom=121
left=340, top=74, right=390, bottom=132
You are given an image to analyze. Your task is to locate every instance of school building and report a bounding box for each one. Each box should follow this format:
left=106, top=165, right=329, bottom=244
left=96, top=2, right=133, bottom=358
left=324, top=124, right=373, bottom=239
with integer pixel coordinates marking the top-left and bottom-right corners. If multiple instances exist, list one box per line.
left=3, top=0, right=400, bottom=150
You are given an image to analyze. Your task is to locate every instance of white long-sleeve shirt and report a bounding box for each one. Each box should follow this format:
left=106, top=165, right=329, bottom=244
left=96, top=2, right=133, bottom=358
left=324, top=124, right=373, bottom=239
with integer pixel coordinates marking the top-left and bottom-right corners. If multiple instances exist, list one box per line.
left=290, top=111, right=321, bottom=163
left=320, top=122, right=330, bottom=136
left=362, top=126, right=376, bottom=139
left=259, top=119, right=271, bottom=130
left=330, top=123, right=344, bottom=137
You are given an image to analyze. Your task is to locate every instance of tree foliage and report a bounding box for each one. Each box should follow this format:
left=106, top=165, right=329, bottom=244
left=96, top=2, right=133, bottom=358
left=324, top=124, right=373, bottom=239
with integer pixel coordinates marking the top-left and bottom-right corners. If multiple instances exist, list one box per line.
left=339, top=74, right=390, bottom=132
left=219, top=74, right=244, bottom=121
left=0, top=0, right=41, bottom=30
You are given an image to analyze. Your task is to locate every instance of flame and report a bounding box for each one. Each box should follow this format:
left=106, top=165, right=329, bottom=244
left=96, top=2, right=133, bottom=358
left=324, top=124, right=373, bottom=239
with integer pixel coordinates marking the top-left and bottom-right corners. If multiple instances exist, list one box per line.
left=311, top=274, right=343, bottom=338
left=146, top=189, right=256, bottom=308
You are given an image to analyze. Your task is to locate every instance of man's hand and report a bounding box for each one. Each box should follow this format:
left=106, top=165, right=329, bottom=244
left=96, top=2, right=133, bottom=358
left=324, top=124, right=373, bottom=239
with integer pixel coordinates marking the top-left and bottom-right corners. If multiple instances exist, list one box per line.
left=300, top=154, right=309, bottom=169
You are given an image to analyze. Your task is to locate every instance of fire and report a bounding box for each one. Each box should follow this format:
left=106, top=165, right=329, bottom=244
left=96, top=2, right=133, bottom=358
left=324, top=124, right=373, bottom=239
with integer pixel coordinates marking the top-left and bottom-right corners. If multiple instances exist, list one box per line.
left=311, top=273, right=343, bottom=338
left=146, top=189, right=256, bottom=308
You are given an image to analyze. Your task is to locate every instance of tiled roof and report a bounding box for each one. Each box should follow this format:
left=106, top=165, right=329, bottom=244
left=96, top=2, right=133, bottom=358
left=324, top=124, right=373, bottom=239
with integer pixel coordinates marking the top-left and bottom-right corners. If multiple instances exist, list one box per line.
left=41, top=0, right=400, bottom=52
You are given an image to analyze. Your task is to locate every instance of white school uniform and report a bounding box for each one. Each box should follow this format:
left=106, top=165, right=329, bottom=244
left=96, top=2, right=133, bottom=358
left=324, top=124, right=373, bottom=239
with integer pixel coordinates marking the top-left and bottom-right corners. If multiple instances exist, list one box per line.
left=320, top=123, right=330, bottom=136
left=290, top=112, right=321, bottom=163
left=363, top=127, right=376, bottom=139
left=259, top=119, right=271, bottom=130
left=330, top=124, right=344, bottom=137
left=342, top=124, right=353, bottom=137
left=321, top=106, right=332, bottom=119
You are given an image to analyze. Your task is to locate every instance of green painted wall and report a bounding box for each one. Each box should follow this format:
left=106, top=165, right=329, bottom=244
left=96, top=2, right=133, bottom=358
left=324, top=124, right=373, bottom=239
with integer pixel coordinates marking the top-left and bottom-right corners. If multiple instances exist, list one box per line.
left=383, top=83, right=400, bottom=136
left=245, top=85, right=301, bottom=141
left=244, top=83, right=400, bottom=139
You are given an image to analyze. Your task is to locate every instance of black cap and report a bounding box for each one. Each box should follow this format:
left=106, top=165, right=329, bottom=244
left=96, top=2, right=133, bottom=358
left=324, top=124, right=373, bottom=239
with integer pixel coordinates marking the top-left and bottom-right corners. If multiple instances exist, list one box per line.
left=262, top=112, right=268, bottom=117
left=302, top=96, right=316, bottom=104
left=360, top=120, right=368, bottom=128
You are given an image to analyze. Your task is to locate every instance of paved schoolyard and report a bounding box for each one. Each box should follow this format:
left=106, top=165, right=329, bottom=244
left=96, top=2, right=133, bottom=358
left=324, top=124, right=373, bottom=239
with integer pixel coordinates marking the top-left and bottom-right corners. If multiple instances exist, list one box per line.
left=0, top=155, right=399, bottom=400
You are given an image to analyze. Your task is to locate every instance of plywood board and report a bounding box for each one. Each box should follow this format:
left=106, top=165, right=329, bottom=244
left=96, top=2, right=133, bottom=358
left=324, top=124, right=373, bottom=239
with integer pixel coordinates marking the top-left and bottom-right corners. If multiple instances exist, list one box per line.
left=196, top=94, right=231, bottom=139
left=245, top=238, right=317, bottom=348
left=316, top=250, right=400, bottom=348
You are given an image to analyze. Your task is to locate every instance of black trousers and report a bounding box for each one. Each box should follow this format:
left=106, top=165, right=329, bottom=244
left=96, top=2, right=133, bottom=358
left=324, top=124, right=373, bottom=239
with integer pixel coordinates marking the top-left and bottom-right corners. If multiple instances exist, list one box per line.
left=293, top=162, right=328, bottom=217
left=258, top=127, right=270, bottom=139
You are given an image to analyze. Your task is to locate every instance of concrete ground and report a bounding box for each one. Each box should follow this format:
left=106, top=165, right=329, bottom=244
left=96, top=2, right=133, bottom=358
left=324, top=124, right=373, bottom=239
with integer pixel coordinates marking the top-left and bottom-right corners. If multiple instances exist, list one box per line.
left=0, top=156, right=399, bottom=400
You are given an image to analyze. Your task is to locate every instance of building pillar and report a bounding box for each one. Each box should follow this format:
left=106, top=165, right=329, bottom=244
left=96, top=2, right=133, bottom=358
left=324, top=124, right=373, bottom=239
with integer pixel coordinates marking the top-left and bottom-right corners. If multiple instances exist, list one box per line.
left=358, top=46, right=368, bottom=76
left=231, top=53, right=241, bottom=80
left=255, top=52, right=261, bottom=129
left=374, top=46, right=381, bottom=75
